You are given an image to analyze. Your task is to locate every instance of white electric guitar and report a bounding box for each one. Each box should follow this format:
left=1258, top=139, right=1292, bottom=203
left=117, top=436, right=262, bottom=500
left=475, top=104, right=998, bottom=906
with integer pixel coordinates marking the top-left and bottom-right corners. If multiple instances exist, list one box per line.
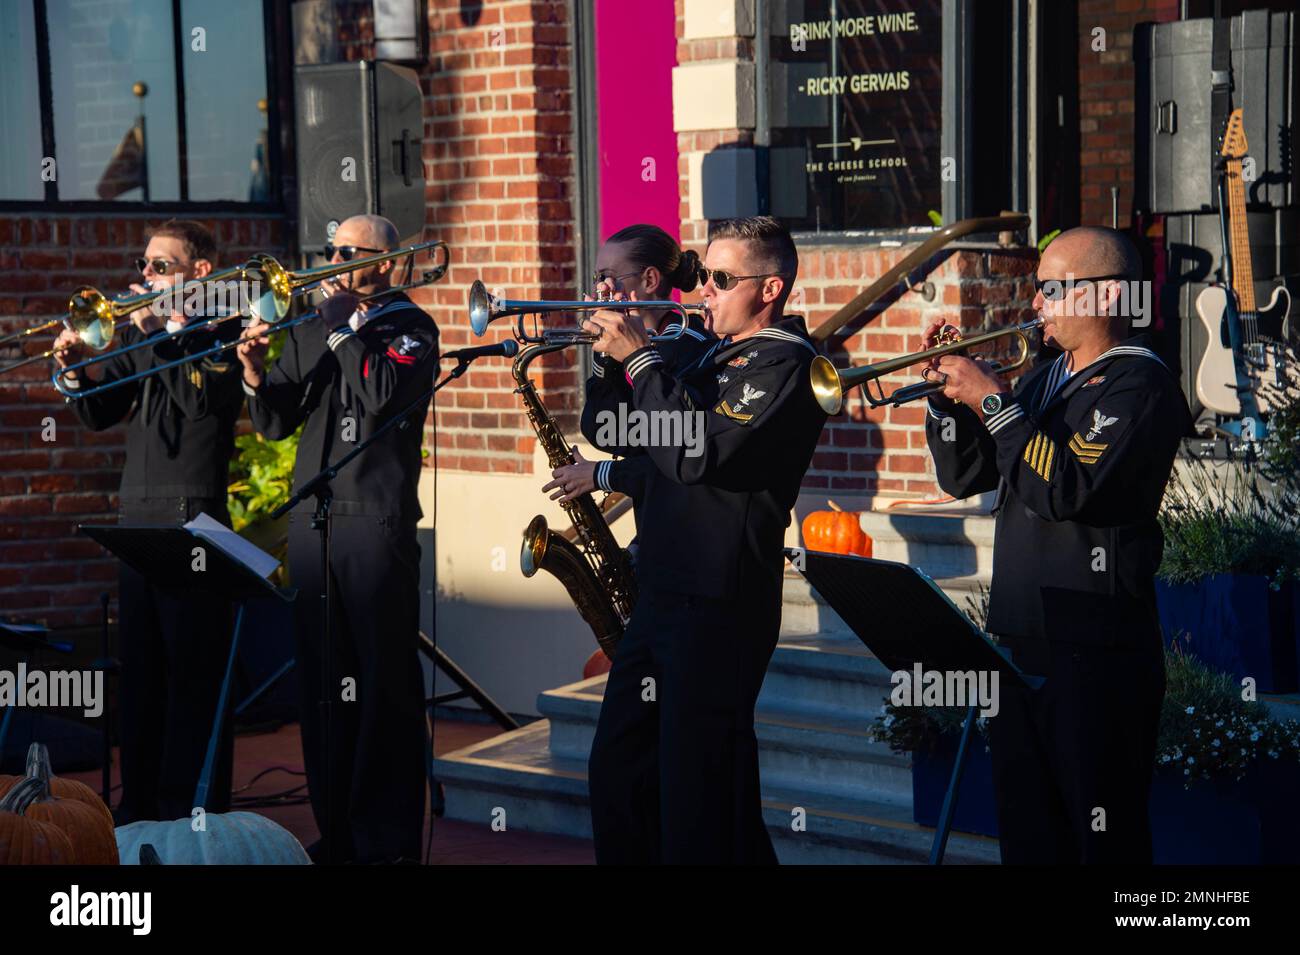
left=1195, top=109, right=1292, bottom=417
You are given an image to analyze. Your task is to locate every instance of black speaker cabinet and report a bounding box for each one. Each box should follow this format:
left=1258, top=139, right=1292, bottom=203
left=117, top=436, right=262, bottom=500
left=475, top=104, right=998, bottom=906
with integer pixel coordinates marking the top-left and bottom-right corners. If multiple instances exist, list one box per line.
left=294, top=61, right=426, bottom=249
left=1135, top=10, right=1297, bottom=215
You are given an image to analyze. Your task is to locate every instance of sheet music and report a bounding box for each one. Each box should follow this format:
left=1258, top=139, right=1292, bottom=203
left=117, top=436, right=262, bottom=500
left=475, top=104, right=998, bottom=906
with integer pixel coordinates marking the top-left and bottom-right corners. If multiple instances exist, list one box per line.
left=183, top=512, right=280, bottom=580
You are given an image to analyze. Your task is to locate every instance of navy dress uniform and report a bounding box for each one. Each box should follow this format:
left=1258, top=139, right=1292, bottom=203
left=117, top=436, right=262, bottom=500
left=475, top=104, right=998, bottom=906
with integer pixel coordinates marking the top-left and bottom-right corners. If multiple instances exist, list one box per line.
left=66, top=322, right=245, bottom=822
left=586, top=317, right=827, bottom=864
left=579, top=312, right=716, bottom=531
left=925, top=335, right=1192, bottom=863
left=243, top=292, right=438, bottom=863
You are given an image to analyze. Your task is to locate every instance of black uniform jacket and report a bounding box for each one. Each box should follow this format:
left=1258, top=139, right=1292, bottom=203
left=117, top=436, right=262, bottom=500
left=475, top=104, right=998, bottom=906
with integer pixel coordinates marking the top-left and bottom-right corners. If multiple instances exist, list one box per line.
left=65, top=322, right=244, bottom=503
left=580, top=311, right=716, bottom=456
left=925, top=335, right=1191, bottom=648
left=593, top=316, right=827, bottom=600
left=244, top=293, right=439, bottom=521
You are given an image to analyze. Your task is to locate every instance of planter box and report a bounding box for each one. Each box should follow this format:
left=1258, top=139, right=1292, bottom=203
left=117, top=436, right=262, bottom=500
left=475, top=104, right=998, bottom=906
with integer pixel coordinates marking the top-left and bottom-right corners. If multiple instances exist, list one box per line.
left=912, top=733, right=1300, bottom=862
left=1156, top=575, right=1299, bottom=694
left=910, top=734, right=1000, bottom=838
left=1151, top=759, right=1300, bottom=864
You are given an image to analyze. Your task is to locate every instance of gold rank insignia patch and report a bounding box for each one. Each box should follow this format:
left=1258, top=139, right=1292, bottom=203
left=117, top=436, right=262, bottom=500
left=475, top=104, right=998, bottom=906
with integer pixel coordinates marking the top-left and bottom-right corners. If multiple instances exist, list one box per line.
left=715, top=400, right=754, bottom=423
left=1022, top=431, right=1056, bottom=481
left=1068, top=432, right=1108, bottom=464
left=188, top=366, right=203, bottom=389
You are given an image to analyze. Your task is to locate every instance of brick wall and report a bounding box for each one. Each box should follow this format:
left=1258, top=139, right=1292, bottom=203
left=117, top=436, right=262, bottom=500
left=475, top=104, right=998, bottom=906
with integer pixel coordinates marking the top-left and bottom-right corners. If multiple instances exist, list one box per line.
left=0, top=214, right=287, bottom=627
left=1076, top=0, right=1179, bottom=228
left=416, top=0, right=579, bottom=473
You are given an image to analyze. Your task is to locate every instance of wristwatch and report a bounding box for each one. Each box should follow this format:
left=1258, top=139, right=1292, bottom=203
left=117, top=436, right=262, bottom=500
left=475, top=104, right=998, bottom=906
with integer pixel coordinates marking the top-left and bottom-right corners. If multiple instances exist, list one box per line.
left=980, top=392, right=1005, bottom=417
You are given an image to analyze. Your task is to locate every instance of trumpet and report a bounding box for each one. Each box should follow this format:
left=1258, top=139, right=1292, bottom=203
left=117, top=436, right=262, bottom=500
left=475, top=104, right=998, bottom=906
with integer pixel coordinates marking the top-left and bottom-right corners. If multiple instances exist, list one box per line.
left=0, top=266, right=240, bottom=376
left=810, top=318, right=1042, bottom=414
left=468, top=280, right=706, bottom=345
left=54, top=239, right=450, bottom=399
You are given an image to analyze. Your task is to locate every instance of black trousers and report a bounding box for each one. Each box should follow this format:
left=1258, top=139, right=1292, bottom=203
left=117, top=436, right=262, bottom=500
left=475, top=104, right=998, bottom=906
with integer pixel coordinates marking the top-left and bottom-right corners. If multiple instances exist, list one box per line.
left=287, top=512, right=427, bottom=863
left=988, top=634, right=1165, bottom=864
left=116, top=498, right=234, bottom=823
left=588, top=586, right=781, bottom=865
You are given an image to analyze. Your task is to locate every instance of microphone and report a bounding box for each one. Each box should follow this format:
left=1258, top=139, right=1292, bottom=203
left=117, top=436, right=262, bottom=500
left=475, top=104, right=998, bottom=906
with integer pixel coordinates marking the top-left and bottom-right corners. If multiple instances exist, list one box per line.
left=442, top=340, right=519, bottom=363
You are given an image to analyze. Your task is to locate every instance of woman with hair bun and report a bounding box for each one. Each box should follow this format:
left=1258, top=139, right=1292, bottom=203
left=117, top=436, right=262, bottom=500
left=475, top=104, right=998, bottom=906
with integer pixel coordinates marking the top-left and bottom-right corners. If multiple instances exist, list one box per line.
left=545, top=224, right=716, bottom=581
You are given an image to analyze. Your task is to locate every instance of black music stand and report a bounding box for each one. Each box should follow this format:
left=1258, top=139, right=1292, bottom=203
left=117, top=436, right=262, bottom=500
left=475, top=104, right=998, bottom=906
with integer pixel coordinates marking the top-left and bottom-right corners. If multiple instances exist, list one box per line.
left=78, top=524, right=295, bottom=811
left=786, top=549, right=1039, bottom=864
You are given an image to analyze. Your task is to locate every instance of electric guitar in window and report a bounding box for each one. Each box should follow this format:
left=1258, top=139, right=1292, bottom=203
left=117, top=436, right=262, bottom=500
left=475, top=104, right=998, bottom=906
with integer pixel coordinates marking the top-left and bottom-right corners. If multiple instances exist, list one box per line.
left=1195, top=109, right=1292, bottom=427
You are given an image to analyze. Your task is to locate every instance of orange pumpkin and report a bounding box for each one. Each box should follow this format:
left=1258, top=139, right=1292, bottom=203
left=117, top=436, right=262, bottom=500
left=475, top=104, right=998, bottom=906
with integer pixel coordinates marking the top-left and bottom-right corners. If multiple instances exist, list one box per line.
left=0, top=744, right=118, bottom=864
left=0, top=778, right=77, bottom=865
left=801, top=500, right=873, bottom=557
left=0, top=743, right=114, bottom=833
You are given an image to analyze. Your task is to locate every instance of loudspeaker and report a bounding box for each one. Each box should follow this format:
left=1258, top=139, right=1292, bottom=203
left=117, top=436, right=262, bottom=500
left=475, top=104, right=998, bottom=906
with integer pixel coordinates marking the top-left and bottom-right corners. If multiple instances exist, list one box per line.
left=1135, top=10, right=1298, bottom=215
left=294, top=61, right=426, bottom=249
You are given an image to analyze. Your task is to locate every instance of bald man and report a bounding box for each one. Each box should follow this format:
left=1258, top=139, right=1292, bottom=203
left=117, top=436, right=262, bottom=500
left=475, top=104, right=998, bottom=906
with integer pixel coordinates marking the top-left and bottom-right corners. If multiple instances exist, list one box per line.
left=923, top=227, right=1191, bottom=864
left=236, top=214, right=438, bottom=863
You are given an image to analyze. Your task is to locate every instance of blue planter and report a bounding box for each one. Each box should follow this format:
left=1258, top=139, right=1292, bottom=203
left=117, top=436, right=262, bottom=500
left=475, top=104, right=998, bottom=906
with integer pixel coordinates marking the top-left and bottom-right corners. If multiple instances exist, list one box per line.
left=1155, top=575, right=1299, bottom=694
left=1150, top=759, right=1300, bottom=864
left=910, top=734, right=1000, bottom=838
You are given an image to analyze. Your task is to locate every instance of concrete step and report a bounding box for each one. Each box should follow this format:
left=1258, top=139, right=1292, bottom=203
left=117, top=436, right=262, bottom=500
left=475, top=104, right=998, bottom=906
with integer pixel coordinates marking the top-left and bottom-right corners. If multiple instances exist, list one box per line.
left=432, top=718, right=1000, bottom=864
left=859, top=508, right=996, bottom=579
left=539, top=672, right=910, bottom=805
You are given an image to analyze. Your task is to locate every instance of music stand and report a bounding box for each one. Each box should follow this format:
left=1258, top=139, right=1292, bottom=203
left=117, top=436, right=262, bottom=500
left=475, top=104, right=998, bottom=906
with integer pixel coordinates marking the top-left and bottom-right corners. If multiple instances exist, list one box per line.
left=78, top=524, right=295, bottom=812
left=786, top=549, right=1039, bottom=864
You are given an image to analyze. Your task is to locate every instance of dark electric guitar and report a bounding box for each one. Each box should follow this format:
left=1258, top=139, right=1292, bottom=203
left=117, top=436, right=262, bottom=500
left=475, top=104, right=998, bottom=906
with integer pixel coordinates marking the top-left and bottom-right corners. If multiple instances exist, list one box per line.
left=1195, top=109, right=1292, bottom=428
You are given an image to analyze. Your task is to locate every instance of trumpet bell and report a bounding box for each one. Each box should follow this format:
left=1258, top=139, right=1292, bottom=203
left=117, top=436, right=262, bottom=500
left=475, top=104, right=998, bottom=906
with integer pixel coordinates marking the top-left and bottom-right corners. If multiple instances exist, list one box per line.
left=469, top=280, right=496, bottom=336
left=810, top=355, right=847, bottom=415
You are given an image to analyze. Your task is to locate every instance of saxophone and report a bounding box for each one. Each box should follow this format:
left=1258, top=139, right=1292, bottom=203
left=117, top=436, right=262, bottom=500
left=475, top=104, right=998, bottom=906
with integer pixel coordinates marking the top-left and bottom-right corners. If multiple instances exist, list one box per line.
left=513, top=341, right=636, bottom=658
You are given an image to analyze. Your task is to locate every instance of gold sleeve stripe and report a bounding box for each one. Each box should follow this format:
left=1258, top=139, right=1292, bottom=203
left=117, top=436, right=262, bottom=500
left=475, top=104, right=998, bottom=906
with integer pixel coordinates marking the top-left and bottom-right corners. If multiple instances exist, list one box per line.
left=1021, top=431, right=1055, bottom=481
left=1069, top=433, right=1107, bottom=463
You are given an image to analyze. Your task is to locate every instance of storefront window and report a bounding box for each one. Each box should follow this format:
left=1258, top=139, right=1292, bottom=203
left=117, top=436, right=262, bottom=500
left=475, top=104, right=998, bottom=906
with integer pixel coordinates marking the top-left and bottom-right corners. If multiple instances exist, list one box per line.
left=770, top=0, right=944, bottom=232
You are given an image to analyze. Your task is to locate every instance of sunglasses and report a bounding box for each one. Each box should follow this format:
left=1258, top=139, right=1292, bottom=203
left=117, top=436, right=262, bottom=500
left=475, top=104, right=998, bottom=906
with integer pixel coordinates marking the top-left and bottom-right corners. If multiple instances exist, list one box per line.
left=323, top=244, right=385, bottom=262
left=135, top=257, right=183, bottom=275
left=1033, top=274, right=1130, bottom=301
left=700, top=268, right=781, bottom=291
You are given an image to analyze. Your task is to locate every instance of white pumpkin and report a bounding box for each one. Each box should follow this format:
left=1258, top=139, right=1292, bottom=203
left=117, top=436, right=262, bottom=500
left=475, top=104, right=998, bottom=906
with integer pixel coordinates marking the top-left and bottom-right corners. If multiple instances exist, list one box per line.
left=115, top=811, right=311, bottom=865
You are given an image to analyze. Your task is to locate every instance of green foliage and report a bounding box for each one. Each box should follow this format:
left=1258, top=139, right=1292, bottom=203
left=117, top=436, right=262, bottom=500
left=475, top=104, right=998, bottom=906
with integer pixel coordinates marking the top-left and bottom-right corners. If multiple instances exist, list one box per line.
left=227, top=430, right=299, bottom=533
left=1157, top=637, right=1300, bottom=786
left=869, top=643, right=1300, bottom=786
left=1260, top=346, right=1300, bottom=481
left=1036, top=228, right=1061, bottom=254
left=1157, top=459, right=1300, bottom=586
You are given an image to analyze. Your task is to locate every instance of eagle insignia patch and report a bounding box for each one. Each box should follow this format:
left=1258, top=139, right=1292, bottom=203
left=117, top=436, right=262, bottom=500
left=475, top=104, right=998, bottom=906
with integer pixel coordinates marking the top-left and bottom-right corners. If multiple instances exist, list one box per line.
left=1085, top=409, right=1118, bottom=441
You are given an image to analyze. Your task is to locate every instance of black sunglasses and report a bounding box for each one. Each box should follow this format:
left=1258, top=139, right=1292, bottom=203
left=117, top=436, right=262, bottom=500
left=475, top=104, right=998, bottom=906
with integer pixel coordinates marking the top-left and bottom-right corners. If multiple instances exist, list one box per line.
left=1033, top=274, right=1130, bottom=301
left=135, top=257, right=183, bottom=275
left=323, top=244, right=385, bottom=262
left=700, top=268, right=782, bottom=291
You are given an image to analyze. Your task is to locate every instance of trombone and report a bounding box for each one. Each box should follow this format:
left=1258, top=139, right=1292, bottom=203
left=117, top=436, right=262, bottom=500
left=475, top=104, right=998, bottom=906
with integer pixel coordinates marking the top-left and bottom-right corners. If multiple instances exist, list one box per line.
left=54, top=239, right=450, bottom=399
left=0, top=266, right=243, bottom=376
left=468, top=280, right=705, bottom=345
left=810, top=318, right=1043, bottom=414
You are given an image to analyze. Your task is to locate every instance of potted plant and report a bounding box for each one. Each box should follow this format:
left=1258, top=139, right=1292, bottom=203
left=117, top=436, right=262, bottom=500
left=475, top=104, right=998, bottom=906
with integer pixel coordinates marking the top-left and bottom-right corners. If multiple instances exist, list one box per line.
left=225, top=426, right=301, bottom=726
left=870, top=641, right=1300, bottom=861
left=1156, top=459, right=1300, bottom=694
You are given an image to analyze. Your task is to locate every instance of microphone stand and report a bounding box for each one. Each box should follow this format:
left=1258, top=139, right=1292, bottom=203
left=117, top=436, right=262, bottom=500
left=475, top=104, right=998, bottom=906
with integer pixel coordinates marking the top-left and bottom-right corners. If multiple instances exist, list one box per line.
left=269, top=355, right=481, bottom=865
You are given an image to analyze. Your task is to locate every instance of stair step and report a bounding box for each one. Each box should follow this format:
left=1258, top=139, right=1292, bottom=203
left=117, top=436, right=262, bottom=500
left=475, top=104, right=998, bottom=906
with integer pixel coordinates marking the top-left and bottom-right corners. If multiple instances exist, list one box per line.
left=432, top=719, right=1000, bottom=864
left=538, top=674, right=910, bottom=803
left=859, top=509, right=996, bottom=579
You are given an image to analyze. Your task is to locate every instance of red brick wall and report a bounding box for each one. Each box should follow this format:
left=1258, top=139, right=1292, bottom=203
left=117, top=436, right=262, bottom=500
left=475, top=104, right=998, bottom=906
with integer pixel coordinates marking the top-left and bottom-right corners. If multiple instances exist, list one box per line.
left=1076, top=0, right=1180, bottom=227
left=417, top=0, right=579, bottom=473
left=0, top=214, right=287, bottom=627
